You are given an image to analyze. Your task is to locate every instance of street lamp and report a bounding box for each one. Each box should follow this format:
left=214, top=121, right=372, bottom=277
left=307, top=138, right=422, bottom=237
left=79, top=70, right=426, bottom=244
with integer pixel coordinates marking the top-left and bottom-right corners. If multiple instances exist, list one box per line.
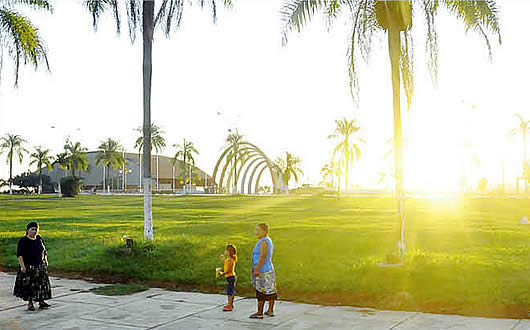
left=119, top=168, right=133, bottom=192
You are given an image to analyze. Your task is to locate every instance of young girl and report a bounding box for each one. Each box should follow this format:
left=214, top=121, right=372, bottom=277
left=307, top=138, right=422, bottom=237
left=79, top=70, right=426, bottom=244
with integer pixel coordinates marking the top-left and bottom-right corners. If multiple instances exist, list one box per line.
left=219, top=244, right=237, bottom=311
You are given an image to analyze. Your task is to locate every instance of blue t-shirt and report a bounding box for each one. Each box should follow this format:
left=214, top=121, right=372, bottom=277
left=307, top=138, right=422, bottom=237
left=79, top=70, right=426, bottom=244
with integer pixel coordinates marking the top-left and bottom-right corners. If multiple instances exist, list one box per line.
left=252, top=236, right=273, bottom=273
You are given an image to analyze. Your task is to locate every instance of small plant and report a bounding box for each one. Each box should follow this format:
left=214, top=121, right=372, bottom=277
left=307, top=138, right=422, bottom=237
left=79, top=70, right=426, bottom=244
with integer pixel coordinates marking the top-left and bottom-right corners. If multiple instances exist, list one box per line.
left=60, top=176, right=82, bottom=197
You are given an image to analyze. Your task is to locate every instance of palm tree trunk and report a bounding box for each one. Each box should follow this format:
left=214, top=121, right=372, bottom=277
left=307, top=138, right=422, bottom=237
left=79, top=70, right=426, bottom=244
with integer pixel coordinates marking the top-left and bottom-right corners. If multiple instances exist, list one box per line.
left=523, top=132, right=527, bottom=163
left=39, top=169, right=42, bottom=194
left=183, top=153, right=187, bottom=194
left=9, top=153, right=13, bottom=194
left=142, top=0, right=154, bottom=241
left=107, top=165, right=110, bottom=192
left=523, top=132, right=528, bottom=193
left=345, top=159, right=349, bottom=192
left=389, top=29, right=405, bottom=257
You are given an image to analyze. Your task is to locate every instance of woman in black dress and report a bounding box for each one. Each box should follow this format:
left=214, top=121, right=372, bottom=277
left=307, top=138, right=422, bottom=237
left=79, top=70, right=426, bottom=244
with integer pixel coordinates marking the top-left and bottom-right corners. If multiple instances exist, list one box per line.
left=13, top=222, right=52, bottom=311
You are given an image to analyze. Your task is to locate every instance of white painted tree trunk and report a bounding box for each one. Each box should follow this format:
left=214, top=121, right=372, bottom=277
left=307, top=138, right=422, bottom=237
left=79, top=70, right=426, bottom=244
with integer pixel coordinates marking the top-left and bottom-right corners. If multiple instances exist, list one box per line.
left=143, top=179, right=153, bottom=240
left=143, top=1, right=154, bottom=241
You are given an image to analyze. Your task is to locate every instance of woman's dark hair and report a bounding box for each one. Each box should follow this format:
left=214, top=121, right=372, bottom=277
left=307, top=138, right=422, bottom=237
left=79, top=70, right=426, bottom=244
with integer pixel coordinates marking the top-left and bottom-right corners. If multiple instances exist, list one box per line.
left=26, top=222, right=38, bottom=232
left=226, top=244, right=237, bottom=262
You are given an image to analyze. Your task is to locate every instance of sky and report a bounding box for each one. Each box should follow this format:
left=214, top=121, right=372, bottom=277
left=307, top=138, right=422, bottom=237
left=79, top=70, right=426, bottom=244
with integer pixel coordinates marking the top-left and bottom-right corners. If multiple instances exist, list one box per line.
left=1, top=0, right=529, bottom=192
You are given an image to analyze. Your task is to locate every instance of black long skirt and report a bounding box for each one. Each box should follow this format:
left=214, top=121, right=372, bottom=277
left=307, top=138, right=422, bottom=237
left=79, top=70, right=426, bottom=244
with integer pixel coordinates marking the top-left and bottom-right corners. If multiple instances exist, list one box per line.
left=13, top=264, right=52, bottom=302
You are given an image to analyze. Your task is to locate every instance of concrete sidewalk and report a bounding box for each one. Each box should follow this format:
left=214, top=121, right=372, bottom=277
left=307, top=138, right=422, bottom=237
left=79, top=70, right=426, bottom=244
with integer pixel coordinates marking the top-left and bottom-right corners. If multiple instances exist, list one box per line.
left=0, top=272, right=527, bottom=330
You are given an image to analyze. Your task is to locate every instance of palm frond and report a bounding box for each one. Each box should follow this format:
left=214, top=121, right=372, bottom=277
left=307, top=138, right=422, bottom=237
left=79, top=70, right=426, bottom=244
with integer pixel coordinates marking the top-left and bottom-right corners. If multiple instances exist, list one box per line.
left=125, top=0, right=142, bottom=42
left=346, top=0, right=377, bottom=107
left=0, top=7, right=49, bottom=86
left=280, top=0, right=331, bottom=46
left=4, top=0, right=53, bottom=12
left=422, top=0, right=439, bottom=85
left=442, top=0, right=502, bottom=59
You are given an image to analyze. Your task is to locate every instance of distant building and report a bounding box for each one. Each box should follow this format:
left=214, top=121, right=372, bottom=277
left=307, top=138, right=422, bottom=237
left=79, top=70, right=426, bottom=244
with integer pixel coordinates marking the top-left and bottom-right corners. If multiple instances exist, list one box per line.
left=41, top=151, right=214, bottom=192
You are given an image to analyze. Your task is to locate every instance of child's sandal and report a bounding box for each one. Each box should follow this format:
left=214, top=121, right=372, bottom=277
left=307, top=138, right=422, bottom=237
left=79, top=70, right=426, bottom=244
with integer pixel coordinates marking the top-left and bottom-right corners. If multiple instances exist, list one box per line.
left=223, top=305, right=233, bottom=312
left=265, top=311, right=275, bottom=317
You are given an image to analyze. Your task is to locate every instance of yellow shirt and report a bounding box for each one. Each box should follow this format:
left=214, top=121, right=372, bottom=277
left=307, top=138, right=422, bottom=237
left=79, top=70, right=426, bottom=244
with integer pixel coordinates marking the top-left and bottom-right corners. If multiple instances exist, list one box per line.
left=224, top=257, right=236, bottom=277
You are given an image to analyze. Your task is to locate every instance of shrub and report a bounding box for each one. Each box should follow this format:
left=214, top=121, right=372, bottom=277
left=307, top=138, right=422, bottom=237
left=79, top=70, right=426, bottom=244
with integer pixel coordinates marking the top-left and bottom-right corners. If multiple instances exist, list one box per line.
left=60, top=176, right=82, bottom=197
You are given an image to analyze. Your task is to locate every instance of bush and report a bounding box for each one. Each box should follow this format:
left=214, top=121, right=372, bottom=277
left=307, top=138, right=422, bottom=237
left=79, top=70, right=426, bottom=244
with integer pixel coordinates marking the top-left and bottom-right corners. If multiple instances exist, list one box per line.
left=60, top=176, right=82, bottom=197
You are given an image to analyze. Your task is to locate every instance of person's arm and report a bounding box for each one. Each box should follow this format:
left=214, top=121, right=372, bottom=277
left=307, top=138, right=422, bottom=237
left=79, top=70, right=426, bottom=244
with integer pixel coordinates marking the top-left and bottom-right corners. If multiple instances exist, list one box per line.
left=17, top=239, right=26, bottom=273
left=40, top=237, right=48, bottom=266
left=253, top=240, right=268, bottom=277
left=18, top=256, right=26, bottom=273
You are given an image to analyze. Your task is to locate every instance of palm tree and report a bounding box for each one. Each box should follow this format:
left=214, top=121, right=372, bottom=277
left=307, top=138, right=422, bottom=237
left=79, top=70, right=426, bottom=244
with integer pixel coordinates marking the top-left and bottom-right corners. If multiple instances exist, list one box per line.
left=225, top=129, right=243, bottom=194
left=276, top=152, right=303, bottom=191
left=173, top=139, right=199, bottom=193
left=64, top=139, right=88, bottom=177
left=282, top=0, right=501, bottom=257
left=29, top=146, right=53, bottom=194
left=95, top=138, right=125, bottom=192
left=509, top=113, right=530, bottom=163
left=328, top=118, right=364, bottom=192
left=84, top=1, right=233, bottom=241
left=0, top=0, right=52, bottom=86
left=54, top=152, right=70, bottom=195
left=135, top=123, right=166, bottom=191
left=0, top=134, right=28, bottom=194
left=321, top=161, right=341, bottom=191
left=508, top=113, right=530, bottom=192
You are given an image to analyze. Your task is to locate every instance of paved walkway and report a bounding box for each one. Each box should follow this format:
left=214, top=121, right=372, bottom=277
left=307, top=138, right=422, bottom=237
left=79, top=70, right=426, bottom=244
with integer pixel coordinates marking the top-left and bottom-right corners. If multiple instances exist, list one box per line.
left=0, top=272, right=527, bottom=330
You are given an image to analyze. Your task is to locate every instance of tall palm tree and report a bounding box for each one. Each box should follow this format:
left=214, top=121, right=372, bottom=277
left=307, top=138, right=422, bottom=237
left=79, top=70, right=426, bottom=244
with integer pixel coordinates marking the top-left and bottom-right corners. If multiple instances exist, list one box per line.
left=64, top=139, right=88, bottom=177
left=135, top=123, right=166, bottom=190
left=225, top=129, right=243, bottom=194
left=509, top=113, right=530, bottom=164
left=328, top=118, right=364, bottom=192
left=173, top=138, right=199, bottom=193
left=276, top=152, right=303, bottom=190
left=95, top=138, right=125, bottom=191
left=508, top=113, right=530, bottom=192
left=0, top=0, right=52, bottom=86
left=29, top=146, right=53, bottom=194
left=282, top=0, right=501, bottom=257
left=84, top=1, right=233, bottom=241
left=0, top=134, right=28, bottom=194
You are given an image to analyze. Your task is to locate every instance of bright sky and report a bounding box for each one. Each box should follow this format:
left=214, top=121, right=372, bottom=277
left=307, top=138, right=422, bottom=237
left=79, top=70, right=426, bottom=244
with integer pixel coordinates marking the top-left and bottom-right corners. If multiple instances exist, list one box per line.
left=1, top=0, right=529, bottom=192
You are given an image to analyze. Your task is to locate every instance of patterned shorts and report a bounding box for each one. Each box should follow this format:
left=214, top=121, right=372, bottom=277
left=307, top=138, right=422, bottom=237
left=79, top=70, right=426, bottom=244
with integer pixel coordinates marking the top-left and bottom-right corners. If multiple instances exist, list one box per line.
left=252, top=267, right=277, bottom=300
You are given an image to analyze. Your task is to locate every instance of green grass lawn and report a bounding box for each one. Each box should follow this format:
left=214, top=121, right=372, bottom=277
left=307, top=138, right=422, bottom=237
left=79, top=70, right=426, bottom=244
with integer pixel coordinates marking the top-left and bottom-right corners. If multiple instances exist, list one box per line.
left=0, top=195, right=528, bottom=317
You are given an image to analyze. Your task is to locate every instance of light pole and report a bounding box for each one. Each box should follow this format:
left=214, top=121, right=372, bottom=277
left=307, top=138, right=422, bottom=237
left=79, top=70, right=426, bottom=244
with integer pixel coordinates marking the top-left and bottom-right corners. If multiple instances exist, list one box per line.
left=119, top=168, right=133, bottom=191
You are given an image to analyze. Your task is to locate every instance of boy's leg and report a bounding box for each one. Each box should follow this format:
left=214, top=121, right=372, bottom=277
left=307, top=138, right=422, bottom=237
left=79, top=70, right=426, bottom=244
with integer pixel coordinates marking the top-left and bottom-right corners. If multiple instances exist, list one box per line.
left=228, top=295, right=234, bottom=307
left=267, top=297, right=275, bottom=314
left=257, top=300, right=265, bottom=315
